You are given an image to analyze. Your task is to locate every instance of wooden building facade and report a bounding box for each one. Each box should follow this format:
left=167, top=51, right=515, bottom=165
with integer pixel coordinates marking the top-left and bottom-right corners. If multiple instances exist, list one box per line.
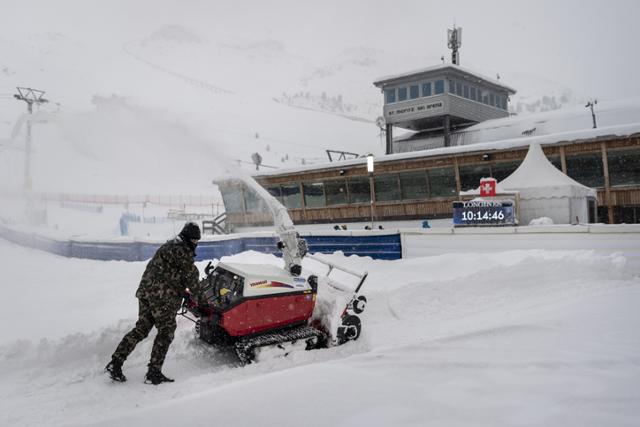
left=218, top=134, right=640, bottom=226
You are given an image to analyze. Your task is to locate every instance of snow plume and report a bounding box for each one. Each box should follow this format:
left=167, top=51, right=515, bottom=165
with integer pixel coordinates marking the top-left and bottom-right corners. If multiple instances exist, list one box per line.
left=56, top=96, right=228, bottom=192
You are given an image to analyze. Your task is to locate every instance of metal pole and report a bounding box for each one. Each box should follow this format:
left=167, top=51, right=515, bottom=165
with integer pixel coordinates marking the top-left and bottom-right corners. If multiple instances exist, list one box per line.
left=586, top=100, right=597, bottom=129
left=24, top=102, right=32, bottom=191
left=385, top=124, right=393, bottom=155
left=369, top=173, right=375, bottom=229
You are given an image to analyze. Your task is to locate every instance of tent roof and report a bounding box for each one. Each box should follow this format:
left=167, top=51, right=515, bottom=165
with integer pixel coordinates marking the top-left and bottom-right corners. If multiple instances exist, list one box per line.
left=499, top=143, right=597, bottom=198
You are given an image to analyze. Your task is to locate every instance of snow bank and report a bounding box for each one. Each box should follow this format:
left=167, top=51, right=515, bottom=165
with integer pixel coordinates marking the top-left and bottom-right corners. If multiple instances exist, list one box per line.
left=530, top=216, right=554, bottom=226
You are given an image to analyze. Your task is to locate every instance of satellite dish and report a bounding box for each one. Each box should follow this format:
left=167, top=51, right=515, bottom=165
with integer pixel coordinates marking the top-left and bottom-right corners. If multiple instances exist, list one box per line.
left=375, top=116, right=385, bottom=130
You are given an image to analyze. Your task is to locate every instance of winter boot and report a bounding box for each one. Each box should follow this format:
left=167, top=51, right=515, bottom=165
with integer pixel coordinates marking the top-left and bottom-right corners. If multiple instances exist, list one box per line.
left=105, top=359, right=127, bottom=382
left=145, top=366, right=174, bottom=385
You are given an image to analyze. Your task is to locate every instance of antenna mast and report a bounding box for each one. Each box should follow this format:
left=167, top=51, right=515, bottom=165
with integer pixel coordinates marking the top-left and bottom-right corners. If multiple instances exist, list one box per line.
left=447, top=26, right=462, bottom=65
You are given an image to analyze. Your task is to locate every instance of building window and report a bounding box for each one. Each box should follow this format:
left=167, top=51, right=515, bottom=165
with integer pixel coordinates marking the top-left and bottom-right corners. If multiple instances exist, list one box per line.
left=399, top=171, right=428, bottom=200
left=434, top=80, right=444, bottom=94
left=244, top=188, right=264, bottom=212
left=398, top=87, right=408, bottom=101
left=456, top=82, right=462, bottom=96
left=491, top=161, right=520, bottom=182
left=281, top=183, right=301, bottom=209
left=463, top=85, right=469, bottom=99
left=385, top=89, right=396, bottom=104
left=348, top=177, right=371, bottom=203
left=489, top=93, right=495, bottom=107
left=614, top=206, right=640, bottom=224
left=428, top=167, right=457, bottom=197
left=324, top=179, right=348, bottom=206
left=221, top=187, right=244, bottom=213
left=566, top=152, right=604, bottom=188
left=459, top=164, right=492, bottom=191
left=470, top=86, right=477, bottom=101
left=302, top=182, right=325, bottom=208
left=374, top=174, right=401, bottom=202
left=448, top=80, right=455, bottom=93
left=409, top=84, right=419, bottom=99
left=608, top=148, right=640, bottom=186
left=422, top=82, right=432, bottom=97
left=266, top=186, right=283, bottom=203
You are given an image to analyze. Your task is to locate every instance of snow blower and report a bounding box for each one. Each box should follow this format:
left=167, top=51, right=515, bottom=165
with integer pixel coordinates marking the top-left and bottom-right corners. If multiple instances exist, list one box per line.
left=180, top=176, right=368, bottom=364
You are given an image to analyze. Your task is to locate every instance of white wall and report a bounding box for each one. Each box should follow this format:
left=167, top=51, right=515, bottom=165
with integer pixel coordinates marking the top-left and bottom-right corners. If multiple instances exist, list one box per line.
left=401, top=224, right=640, bottom=273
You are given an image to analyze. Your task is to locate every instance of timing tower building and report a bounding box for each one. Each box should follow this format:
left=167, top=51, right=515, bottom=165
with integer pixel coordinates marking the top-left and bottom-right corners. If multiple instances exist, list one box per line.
left=373, top=27, right=517, bottom=154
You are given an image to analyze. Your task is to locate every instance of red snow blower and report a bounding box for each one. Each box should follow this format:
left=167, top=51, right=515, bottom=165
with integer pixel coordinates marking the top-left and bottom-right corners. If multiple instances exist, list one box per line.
left=181, top=249, right=367, bottom=364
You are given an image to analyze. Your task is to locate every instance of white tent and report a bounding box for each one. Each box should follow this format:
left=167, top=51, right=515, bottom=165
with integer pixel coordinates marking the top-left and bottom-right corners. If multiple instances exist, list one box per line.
left=499, top=143, right=597, bottom=224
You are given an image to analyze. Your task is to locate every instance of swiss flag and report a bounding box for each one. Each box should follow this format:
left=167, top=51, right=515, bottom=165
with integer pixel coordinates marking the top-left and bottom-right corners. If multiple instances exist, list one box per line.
left=479, top=178, right=496, bottom=197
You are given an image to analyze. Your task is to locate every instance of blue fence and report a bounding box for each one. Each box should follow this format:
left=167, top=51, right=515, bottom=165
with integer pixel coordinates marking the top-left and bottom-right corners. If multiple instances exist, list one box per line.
left=0, top=224, right=402, bottom=261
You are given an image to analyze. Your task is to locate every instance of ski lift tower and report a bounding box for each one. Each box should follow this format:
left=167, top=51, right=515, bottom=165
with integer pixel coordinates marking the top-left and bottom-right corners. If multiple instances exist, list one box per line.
left=14, top=87, right=48, bottom=191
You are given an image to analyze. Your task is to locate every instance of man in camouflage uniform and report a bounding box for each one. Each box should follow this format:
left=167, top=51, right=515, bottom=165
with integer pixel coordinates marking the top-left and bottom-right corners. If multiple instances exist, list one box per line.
left=105, top=221, right=203, bottom=385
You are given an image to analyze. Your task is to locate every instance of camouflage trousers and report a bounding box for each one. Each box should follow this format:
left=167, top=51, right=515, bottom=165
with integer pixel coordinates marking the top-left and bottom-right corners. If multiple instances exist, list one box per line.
left=111, top=297, right=177, bottom=370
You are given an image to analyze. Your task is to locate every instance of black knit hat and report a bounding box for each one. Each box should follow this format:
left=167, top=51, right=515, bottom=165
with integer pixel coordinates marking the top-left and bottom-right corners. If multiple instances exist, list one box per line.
left=179, top=221, right=201, bottom=241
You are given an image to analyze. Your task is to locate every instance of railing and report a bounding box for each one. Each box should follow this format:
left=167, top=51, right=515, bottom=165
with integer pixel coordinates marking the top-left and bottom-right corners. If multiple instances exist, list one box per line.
left=35, top=192, right=223, bottom=208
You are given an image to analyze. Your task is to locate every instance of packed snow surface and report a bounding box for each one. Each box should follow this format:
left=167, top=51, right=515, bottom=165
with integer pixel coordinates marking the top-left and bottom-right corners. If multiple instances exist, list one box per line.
left=1, top=237, right=638, bottom=426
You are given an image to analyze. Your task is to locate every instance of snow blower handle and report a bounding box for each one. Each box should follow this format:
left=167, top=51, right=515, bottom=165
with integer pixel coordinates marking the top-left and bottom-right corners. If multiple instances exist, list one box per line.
left=178, top=295, right=198, bottom=323
left=204, top=261, right=214, bottom=276
left=305, top=253, right=368, bottom=294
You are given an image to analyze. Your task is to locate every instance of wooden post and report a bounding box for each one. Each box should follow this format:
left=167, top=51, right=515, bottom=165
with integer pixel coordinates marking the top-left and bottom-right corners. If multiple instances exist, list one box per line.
left=601, top=142, right=614, bottom=224
left=559, top=145, right=567, bottom=173
left=453, top=157, right=461, bottom=195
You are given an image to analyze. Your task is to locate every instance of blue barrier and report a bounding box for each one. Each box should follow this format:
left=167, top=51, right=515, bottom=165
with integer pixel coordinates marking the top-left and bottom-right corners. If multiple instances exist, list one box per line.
left=32, top=235, right=72, bottom=257
left=0, top=223, right=402, bottom=262
left=196, top=238, right=246, bottom=261
left=70, top=241, right=139, bottom=261
left=306, top=234, right=402, bottom=260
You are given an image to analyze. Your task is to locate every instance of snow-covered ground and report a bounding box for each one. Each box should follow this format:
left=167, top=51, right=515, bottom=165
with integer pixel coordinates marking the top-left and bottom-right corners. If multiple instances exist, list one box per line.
left=1, top=236, right=638, bottom=427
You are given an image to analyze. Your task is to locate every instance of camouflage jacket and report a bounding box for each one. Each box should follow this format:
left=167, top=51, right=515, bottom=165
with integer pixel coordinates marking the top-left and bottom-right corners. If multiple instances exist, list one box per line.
left=136, top=237, right=201, bottom=310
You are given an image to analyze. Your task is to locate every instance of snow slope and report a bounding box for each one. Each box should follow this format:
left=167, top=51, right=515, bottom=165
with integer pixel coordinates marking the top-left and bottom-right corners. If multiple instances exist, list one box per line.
left=1, top=238, right=638, bottom=426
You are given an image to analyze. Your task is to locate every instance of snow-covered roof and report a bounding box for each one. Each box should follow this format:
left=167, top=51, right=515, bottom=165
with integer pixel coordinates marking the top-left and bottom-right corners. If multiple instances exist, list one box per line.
left=255, top=120, right=640, bottom=178
left=397, top=97, right=640, bottom=146
left=373, top=63, right=517, bottom=93
left=251, top=97, right=640, bottom=180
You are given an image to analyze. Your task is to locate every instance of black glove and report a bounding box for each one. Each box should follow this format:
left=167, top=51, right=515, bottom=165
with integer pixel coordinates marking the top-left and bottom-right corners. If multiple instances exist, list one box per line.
left=182, top=292, right=192, bottom=306
left=197, top=302, right=210, bottom=315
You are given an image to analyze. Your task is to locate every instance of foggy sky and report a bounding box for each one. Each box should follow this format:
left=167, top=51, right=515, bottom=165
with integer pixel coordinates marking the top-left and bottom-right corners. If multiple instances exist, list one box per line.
left=2, top=0, right=639, bottom=102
